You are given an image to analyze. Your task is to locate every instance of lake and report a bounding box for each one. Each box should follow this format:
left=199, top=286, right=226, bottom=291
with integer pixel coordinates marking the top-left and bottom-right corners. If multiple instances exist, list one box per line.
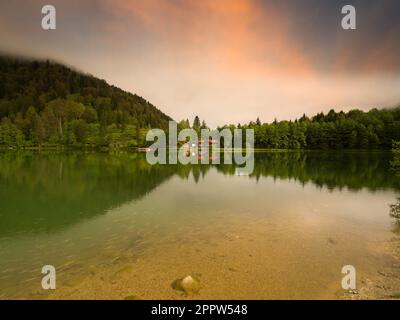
left=0, top=151, right=399, bottom=299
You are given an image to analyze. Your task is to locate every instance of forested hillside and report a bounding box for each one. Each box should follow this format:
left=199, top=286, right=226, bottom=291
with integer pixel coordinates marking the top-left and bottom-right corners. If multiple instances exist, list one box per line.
left=0, top=55, right=171, bottom=148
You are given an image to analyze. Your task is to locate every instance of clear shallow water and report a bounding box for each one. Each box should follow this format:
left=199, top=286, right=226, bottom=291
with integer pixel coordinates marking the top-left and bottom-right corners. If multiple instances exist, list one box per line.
left=0, top=151, right=399, bottom=299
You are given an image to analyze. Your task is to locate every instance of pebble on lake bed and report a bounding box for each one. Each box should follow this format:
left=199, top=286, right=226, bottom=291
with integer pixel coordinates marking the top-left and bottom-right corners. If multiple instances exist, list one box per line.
left=171, top=275, right=201, bottom=294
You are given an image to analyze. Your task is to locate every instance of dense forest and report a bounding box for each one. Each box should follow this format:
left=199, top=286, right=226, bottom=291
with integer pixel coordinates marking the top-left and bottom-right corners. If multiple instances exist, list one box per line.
left=216, top=107, right=400, bottom=149
left=0, top=55, right=171, bottom=148
left=186, top=106, right=400, bottom=149
left=0, top=55, right=399, bottom=150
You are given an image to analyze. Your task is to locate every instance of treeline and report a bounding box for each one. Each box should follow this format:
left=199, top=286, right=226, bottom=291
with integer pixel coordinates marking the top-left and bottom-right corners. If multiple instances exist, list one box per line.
left=1, top=55, right=399, bottom=150
left=218, top=108, right=400, bottom=149
left=0, top=55, right=171, bottom=148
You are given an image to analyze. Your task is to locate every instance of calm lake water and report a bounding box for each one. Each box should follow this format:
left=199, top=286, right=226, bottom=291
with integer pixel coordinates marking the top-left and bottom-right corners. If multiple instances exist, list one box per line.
left=0, top=151, right=399, bottom=299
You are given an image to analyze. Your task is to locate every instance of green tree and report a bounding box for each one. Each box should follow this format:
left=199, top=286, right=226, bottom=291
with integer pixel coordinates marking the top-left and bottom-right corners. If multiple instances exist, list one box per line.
left=193, top=116, right=200, bottom=129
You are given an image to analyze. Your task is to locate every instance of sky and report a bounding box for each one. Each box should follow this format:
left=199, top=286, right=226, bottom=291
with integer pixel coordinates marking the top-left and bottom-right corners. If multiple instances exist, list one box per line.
left=0, top=0, right=400, bottom=127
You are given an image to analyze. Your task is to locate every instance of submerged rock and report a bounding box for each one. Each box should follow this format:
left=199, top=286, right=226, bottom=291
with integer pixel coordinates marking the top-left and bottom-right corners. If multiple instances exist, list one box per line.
left=328, top=238, right=337, bottom=245
left=171, top=275, right=201, bottom=294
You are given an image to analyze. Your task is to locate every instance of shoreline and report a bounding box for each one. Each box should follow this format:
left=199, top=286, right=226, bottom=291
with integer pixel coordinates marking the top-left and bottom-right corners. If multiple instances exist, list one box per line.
left=0, top=146, right=393, bottom=153
left=345, top=233, right=400, bottom=300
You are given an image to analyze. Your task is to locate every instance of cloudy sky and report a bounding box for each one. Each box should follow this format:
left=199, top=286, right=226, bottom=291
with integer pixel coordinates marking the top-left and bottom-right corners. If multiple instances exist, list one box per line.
left=1, top=0, right=400, bottom=127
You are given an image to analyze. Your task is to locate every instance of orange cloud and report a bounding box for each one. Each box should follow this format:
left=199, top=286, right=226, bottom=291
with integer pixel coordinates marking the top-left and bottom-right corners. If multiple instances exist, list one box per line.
left=101, top=0, right=313, bottom=77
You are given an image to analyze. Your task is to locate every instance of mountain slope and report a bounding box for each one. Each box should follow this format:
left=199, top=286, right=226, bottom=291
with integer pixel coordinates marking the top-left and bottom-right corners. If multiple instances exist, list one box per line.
left=0, top=55, right=172, bottom=147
